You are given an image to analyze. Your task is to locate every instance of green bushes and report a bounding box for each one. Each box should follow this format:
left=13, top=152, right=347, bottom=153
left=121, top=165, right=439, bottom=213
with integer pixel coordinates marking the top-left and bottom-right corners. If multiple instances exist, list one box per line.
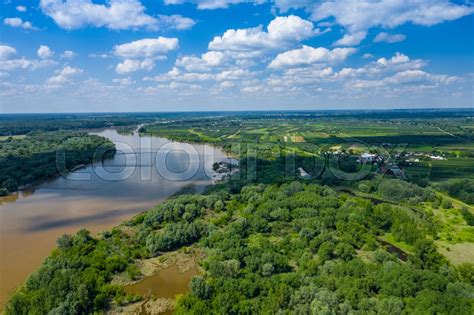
left=175, top=183, right=473, bottom=314
left=6, top=182, right=474, bottom=314
left=442, top=199, right=453, bottom=209
left=410, top=239, right=446, bottom=270
left=145, top=221, right=207, bottom=255
left=376, top=178, right=434, bottom=204
left=126, top=265, right=142, bottom=281
left=391, top=212, right=423, bottom=244
left=437, top=179, right=474, bottom=205
left=4, top=227, right=149, bottom=314
left=461, top=207, right=474, bottom=226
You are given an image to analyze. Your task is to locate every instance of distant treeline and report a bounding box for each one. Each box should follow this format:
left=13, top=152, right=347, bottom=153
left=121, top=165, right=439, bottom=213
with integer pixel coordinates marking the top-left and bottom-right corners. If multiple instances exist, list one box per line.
left=2, top=109, right=472, bottom=136
left=0, top=114, right=161, bottom=136
left=0, top=132, right=115, bottom=195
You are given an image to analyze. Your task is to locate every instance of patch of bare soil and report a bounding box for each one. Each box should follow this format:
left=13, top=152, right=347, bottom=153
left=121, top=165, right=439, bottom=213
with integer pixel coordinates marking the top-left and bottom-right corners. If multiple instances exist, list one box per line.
left=109, top=298, right=174, bottom=315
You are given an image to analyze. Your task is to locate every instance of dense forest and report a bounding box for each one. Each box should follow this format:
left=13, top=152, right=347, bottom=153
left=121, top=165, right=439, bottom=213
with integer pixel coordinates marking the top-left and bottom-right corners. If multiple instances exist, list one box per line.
left=0, top=132, right=115, bottom=195
left=2, top=111, right=473, bottom=314
left=436, top=179, right=474, bottom=205
left=0, top=113, right=163, bottom=136
left=5, top=179, right=474, bottom=314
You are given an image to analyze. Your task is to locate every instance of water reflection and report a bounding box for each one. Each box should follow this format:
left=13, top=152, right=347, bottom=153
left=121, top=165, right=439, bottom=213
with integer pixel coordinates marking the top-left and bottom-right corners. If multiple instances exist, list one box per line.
left=0, top=129, right=227, bottom=309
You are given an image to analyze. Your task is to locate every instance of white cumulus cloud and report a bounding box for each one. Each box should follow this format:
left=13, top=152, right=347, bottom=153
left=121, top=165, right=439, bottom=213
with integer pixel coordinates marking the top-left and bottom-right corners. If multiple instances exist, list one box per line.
left=113, top=77, right=136, bottom=85
left=46, top=66, right=83, bottom=85
left=115, top=59, right=155, bottom=74
left=113, top=37, right=179, bottom=58
left=176, top=51, right=226, bottom=72
left=267, top=14, right=317, bottom=42
left=269, top=45, right=356, bottom=69
left=312, top=0, right=474, bottom=31
left=113, top=37, right=178, bottom=74
left=384, top=70, right=458, bottom=85
left=37, top=45, right=54, bottom=59
left=241, top=85, right=263, bottom=93
left=209, top=15, right=321, bottom=52
left=164, top=0, right=263, bottom=10
left=157, top=14, right=196, bottom=30
left=373, top=52, right=428, bottom=72
left=60, top=50, right=76, bottom=59
left=0, top=45, right=17, bottom=60
left=215, top=68, right=254, bottom=81
left=39, top=0, right=196, bottom=31
left=374, top=32, right=406, bottom=43
left=0, top=45, right=57, bottom=72
left=275, top=0, right=474, bottom=46
left=333, top=31, right=367, bottom=46
left=4, top=17, right=37, bottom=30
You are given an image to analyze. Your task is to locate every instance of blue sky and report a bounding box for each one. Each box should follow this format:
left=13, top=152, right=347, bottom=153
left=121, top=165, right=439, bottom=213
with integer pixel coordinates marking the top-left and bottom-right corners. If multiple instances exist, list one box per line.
left=0, top=0, right=473, bottom=113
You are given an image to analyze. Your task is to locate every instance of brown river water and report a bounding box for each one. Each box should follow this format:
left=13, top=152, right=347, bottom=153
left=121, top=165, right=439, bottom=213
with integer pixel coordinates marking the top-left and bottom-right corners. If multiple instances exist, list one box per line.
left=125, top=264, right=199, bottom=299
left=0, top=129, right=227, bottom=309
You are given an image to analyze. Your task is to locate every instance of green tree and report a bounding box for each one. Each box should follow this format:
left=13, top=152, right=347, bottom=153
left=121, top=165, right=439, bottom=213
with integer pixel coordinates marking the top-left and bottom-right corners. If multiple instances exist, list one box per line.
left=441, top=199, right=452, bottom=209
left=411, top=239, right=446, bottom=270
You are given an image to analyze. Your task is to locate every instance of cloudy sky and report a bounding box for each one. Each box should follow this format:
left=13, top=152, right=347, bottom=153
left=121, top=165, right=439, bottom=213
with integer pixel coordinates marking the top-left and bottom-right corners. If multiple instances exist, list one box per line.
left=0, top=0, right=473, bottom=113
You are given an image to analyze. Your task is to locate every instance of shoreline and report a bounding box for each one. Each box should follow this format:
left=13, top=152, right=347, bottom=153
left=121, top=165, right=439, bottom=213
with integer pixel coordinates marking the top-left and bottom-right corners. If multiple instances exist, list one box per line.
left=0, top=128, right=233, bottom=310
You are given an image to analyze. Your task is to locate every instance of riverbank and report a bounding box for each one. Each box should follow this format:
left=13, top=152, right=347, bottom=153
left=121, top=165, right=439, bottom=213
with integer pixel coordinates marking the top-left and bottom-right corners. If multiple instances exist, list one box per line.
left=0, top=128, right=229, bottom=310
left=110, top=247, right=204, bottom=314
left=0, top=131, right=116, bottom=198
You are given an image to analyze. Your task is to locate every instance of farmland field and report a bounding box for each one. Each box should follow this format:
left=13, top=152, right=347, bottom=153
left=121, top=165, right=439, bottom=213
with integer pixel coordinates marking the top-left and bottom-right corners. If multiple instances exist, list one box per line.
left=3, top=110, right=474, bottom=314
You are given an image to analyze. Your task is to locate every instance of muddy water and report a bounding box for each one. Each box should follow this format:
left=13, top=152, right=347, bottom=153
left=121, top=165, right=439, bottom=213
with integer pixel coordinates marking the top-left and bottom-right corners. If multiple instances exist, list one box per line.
left=0, top=129, right=227, bottom=309
left=125, top=264, right=199, bottom=299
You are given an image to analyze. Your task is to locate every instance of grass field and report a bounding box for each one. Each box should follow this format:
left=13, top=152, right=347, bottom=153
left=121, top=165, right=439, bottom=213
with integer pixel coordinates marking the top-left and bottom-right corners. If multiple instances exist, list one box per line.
left=141, top=115, right=473, bottom=182
left=0, top=135, right=26, bottom=141
left=437, top=241, right=474, bottom=265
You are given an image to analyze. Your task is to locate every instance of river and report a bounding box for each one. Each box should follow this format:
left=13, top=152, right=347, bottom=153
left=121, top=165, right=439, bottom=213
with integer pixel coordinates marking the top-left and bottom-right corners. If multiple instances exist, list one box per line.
left=0, top=128, right=228, bottom=309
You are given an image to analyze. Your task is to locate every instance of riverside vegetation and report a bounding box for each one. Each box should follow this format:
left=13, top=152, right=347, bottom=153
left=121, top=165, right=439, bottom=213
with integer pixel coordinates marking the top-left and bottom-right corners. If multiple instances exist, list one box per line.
left=3, top=110, right=474, bottom=314
left=0, top=132, right=115, bottom=196
left=5, top=181, right=474, bottom=313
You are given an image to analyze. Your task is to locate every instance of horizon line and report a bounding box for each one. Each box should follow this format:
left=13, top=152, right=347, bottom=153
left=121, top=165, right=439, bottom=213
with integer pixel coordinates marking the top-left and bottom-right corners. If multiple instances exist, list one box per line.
left=1, top=107, right=473, bottom=115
